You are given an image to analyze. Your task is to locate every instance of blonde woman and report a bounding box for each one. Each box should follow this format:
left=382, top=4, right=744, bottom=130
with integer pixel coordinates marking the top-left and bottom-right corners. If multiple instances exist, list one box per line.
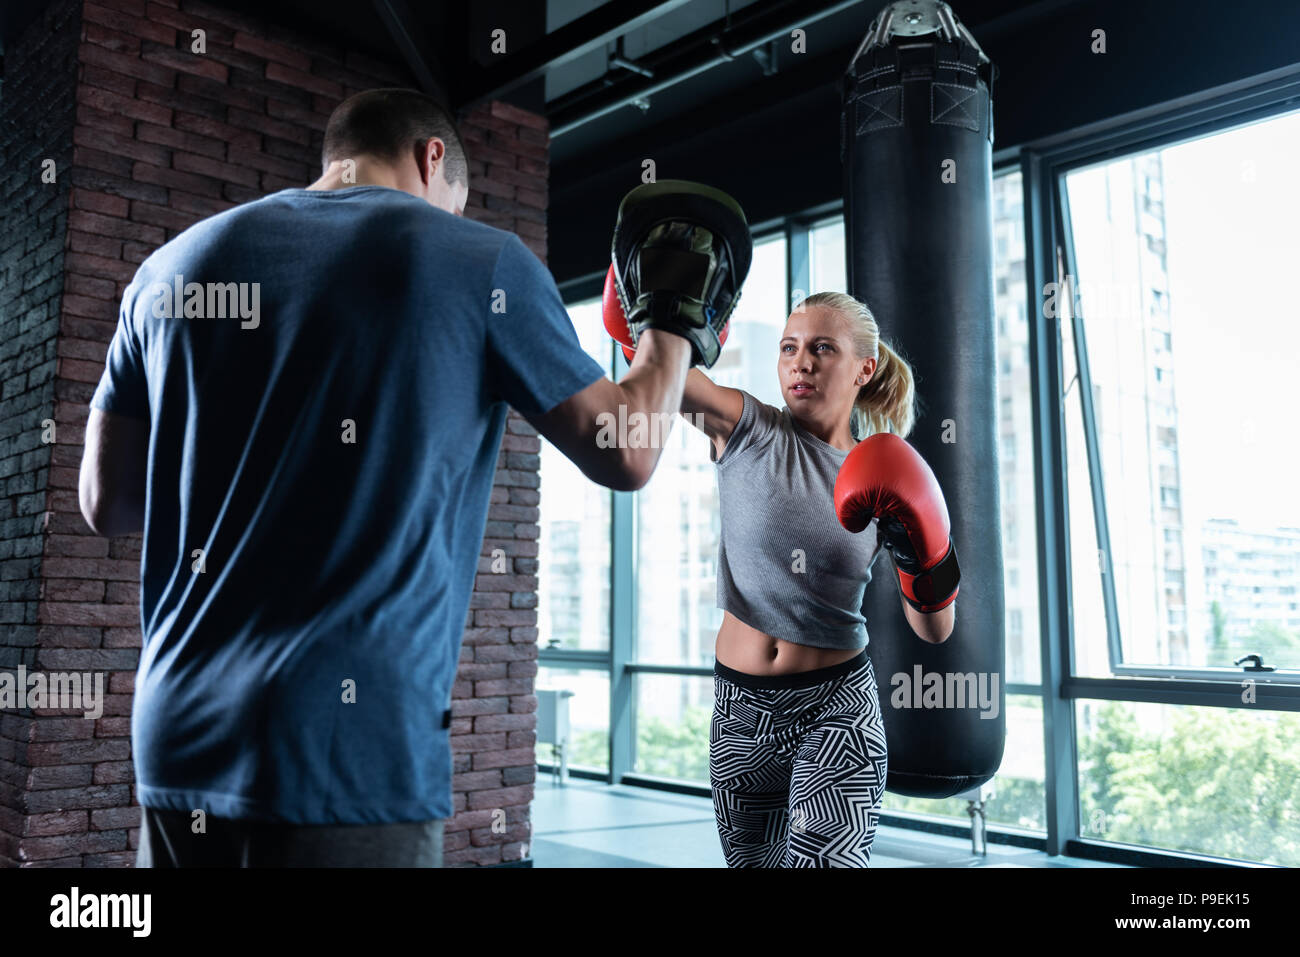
left=682, top=291, right=959, bottom=867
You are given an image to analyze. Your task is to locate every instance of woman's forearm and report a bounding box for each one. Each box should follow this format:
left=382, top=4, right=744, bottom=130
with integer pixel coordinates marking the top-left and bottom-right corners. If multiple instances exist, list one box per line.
left=902, top=596, right=955, bottom=643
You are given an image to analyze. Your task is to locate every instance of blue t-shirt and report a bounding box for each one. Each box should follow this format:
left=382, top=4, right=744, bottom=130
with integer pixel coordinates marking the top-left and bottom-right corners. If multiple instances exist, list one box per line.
left=90, top=185, right=604, bottom=824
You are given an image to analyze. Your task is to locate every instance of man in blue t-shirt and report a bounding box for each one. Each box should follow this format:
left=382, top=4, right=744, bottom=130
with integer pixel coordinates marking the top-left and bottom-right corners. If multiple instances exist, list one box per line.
left=79, top=88, right=695, bottom=867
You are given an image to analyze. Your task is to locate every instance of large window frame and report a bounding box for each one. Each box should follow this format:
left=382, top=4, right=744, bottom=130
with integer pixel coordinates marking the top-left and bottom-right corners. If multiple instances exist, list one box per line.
left=541, top=63, right=1300, bottom=868
left=1054, top=137, right=1300, bottom=686
left=1023, top=68, right=1300, bottom=861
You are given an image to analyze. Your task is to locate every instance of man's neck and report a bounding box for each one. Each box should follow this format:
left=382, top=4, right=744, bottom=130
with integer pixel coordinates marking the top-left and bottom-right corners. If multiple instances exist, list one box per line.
left=306, top=162, right=404, bottom=193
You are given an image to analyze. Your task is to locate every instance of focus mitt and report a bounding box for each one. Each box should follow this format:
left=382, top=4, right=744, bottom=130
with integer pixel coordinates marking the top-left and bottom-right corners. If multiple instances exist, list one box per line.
left=610, top=180, right=751, bottom=369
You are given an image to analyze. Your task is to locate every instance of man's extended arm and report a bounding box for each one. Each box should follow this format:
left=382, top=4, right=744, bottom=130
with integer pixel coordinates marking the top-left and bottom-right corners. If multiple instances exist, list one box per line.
left=524, top=330, right=692, bottom=491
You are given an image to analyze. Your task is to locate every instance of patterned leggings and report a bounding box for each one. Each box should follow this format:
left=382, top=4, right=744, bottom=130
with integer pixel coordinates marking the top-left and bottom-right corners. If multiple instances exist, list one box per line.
left=710, top=648, right=888, bottom=867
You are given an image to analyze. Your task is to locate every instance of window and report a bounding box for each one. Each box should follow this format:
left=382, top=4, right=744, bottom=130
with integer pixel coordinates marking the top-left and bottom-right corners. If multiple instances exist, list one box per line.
left=538, top=300, right=613, bottom=651
left=1077, top=699, right=1300, bottom=865
left=809, top=219, right=846, bottom=293
left=1062, top=107, right=1300, bottom=674
left=535, top=667, right=610, bottom=772
left=632, top=674, right=712, bottom=780
left=1018, top=92, right=1300, bottom=867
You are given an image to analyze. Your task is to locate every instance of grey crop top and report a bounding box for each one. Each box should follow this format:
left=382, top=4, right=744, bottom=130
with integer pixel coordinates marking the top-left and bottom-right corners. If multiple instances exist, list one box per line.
left=713, top=390, right=885, bottom=650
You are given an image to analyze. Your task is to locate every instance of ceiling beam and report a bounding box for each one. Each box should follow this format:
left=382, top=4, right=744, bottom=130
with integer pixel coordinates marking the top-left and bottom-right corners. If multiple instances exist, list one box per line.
left=552, top=38, right=845, bottom=194
left=372, top=0, right=451, bottom=106
left=453, top=0, right=695, bottom=110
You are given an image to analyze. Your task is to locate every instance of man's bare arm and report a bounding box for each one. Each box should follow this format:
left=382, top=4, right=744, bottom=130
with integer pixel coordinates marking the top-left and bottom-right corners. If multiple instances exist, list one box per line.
left=79, top=407, right=149, bottom=537
left=524, top=330, right=692, bottom=491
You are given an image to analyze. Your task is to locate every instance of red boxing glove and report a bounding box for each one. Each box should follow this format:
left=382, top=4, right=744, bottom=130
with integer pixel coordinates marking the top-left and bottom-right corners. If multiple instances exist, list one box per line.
left=834, top=433, right=961, bottom=613
left=602, top=264, right=637, bottom=364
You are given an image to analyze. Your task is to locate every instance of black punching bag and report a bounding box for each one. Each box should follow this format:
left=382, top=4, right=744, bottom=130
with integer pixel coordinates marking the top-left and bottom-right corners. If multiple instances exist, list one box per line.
left=842, top=1, right=1005, bottom=798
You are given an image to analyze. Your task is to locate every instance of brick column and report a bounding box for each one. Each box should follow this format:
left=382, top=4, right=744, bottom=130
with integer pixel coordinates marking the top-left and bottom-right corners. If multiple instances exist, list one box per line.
left=0, top=0, right=85, bottom=871
left=450, top=102, right=549, bottom=865
left=0, top=0, right=549, bottom=867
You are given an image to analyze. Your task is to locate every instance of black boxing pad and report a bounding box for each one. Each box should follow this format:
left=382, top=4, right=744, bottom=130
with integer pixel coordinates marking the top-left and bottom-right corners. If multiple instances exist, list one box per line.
left=841, top=0, right=1005, bottom=798
left=611, top=180, right=751, bottom=369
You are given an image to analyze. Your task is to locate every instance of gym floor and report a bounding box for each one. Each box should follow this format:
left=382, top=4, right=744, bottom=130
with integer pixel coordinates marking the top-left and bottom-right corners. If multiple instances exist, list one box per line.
left=529, top=778, right=1131, bottom=868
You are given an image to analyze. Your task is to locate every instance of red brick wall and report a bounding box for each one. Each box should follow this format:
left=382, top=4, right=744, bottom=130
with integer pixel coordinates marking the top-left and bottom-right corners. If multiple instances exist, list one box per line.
left=1, top=0, right=548, bottom=867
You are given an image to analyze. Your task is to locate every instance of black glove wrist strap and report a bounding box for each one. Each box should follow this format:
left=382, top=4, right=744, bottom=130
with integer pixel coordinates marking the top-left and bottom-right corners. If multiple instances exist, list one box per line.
left=897, top=540, right=961, bottom=613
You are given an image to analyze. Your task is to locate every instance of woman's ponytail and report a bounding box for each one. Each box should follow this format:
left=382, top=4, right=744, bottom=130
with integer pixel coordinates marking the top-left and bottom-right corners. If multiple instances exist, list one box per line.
left=853, top=338, right=915, bottom=439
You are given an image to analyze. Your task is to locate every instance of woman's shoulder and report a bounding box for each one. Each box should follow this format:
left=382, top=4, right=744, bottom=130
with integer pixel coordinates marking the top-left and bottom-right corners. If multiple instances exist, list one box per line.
left=714, top=389, right=787, bottom=467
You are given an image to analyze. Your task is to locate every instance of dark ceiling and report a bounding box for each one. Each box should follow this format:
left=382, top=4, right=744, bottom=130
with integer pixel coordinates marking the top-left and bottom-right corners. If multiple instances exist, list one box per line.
left=1, top=0, right=1046, bottom=164
left=5, top=0, right=1298, bottom=287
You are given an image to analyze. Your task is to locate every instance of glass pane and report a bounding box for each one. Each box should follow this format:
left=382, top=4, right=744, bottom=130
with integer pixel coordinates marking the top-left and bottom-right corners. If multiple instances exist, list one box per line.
left=1076, top=698, right=1300, bottom=865
left=569, top=298, right=616, bottom=373
left=1060, top=278, right=1111, bottom=679
left=710, top=235, right=790, bottom=406
left=1062, top=109, right=1300, bottom=672
left=634, top=236, right=788, bottom=669
left=993, top=169, right=1042, bottom=686
left=883, top=694, right=1045, bottom=832
left=535, top=666, right=610, bottom=773
left=809, top=218, right=846, bottom=294
left=631, top=428, right=720, bottom=668
left=538, top=299, right=612, bottom=651
left=633, top=673, right=713, bottom=784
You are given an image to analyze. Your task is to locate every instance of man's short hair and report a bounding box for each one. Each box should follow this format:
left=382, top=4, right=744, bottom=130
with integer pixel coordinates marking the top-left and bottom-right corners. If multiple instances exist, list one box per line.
left=321, top=88, right=468, bottom=187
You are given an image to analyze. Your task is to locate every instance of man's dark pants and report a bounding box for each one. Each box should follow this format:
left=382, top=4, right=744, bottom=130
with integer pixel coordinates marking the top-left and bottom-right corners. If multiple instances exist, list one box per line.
left=136, top=807, right=444, bottom=867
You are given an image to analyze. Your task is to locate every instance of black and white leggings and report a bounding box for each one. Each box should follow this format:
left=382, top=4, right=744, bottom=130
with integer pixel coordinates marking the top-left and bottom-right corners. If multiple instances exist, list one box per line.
left=710, top=648, right=888, bottom=867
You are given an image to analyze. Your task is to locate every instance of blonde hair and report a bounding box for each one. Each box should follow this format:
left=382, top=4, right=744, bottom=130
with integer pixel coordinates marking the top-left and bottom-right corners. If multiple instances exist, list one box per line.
left=794, top=291, right=916, bottom=439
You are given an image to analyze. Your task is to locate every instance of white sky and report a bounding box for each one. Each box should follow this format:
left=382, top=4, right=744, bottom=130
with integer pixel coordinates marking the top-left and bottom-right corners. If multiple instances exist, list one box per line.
left=1161, top=109, right=1300, bottom=530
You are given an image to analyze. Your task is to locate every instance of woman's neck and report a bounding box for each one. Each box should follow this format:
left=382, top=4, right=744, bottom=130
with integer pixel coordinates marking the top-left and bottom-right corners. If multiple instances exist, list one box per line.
left=792, top=411, right=856, bottom=450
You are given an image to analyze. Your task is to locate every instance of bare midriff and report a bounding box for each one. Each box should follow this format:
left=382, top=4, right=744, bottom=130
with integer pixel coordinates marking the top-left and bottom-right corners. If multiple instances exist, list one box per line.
left=714, top=611, right=862, bottom=676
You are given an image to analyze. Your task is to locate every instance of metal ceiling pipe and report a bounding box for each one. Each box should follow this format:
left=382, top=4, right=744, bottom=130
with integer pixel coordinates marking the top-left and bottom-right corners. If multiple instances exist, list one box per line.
left=549, top=0, right=865, bottom=137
